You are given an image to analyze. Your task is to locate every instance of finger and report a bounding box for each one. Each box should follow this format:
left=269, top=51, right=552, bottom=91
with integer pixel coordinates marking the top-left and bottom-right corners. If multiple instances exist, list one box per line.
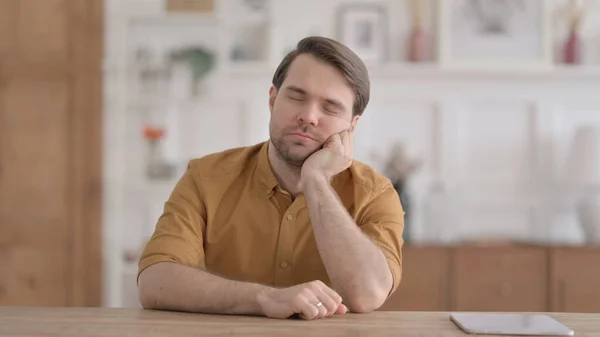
left=319, top=284, right=343, bottom=308
left=335, top=303, right=348, bottom=315
left=296, top=295, right=319, bottom=320
left=303, top=302, right=326, bottom=320
left=340, top=130, right=349, bottom=152
left=330, top=132, right=342, bottom=144
left=325, top=133, right=342, bottom=151
left=343, top=130, right=353, bottom=157
left=299, top=290, right=329, bottom=320
left=348, top=130, right=354, bottom=158
left=299, top=304, right=325, bottom=320
left=306, top=284, right=332, bottom=319
left=312, top=287, right=338, bottom=316
left=314, top=301, right=328, bottom=319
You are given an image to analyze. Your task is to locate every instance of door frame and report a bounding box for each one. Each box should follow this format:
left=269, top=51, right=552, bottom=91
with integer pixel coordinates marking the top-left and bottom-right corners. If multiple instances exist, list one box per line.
left=68, top=0, right=104, bottom=307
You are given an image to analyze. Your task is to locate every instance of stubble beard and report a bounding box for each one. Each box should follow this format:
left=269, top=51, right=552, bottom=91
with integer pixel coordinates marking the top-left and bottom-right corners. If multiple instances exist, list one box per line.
left=271, top=133, right=322, bottom=168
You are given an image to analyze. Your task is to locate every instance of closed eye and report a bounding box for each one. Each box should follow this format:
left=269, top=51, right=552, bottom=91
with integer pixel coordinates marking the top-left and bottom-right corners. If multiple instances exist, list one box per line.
left=324, top=99, right=345, bottom=115
left=324, top=103, right=341, bottom=114
left=284, top=86, right=307, bottom=102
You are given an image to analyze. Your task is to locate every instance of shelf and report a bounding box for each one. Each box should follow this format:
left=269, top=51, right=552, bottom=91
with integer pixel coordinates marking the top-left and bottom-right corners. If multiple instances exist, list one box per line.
left=367, top=63, right=600, bottom=80
left=128, top=12, right=218, bottom=27
left=189, top=61, right=600, bottom=81
left=222, top=62, right=275, bottom=77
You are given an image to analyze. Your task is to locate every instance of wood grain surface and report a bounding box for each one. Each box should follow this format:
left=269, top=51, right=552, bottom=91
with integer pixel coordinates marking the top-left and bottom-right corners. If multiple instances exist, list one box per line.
left=1, top=307, right=599, bottom=337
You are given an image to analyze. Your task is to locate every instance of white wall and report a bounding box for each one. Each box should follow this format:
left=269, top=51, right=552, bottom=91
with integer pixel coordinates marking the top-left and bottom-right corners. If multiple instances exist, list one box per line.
left=103, top=0, right=600, bottom=307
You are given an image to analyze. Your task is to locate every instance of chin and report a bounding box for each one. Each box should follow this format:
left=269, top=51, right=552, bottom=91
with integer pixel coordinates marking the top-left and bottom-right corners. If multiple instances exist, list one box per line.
left=287, top=150, right=311, bottom=162
left=291, top=144, right=320, bottom=156
left=281, top=148, right=313, bottom=166
left=272, top=136, right=319, bottom=165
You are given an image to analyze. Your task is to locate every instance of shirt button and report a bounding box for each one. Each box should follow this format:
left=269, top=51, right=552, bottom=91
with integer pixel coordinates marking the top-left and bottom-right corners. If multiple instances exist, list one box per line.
left=280, top=262, right=289, bottom=269
left=287, top=214, right=292, bottom=220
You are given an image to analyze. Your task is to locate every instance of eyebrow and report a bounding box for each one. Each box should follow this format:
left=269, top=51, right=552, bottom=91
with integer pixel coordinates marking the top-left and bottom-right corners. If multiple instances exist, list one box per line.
left=284, top=85, right=347, bottom=112
left=285, top=85, right=307, bottom=96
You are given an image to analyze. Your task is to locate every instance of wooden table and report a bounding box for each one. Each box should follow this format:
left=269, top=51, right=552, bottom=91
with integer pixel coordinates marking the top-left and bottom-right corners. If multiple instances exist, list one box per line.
left=1, top=307, right=599, bottom=336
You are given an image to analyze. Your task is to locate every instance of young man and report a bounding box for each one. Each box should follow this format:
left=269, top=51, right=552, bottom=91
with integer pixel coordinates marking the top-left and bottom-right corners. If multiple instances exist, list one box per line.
left=137, top=36, right=405, bottom=320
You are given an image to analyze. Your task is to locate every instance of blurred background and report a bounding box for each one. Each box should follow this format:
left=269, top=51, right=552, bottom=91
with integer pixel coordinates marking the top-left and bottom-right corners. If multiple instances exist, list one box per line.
left=2, top=0, right=600, bottom=313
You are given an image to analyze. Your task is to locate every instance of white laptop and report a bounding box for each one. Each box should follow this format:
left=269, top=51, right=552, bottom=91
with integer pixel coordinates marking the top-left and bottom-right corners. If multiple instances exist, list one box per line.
left=450, top=312, right=575, bottom=336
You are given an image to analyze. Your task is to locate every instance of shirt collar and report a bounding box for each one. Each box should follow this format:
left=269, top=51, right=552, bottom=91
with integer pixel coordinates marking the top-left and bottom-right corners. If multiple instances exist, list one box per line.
left=256, top=141, right=279, bottom=194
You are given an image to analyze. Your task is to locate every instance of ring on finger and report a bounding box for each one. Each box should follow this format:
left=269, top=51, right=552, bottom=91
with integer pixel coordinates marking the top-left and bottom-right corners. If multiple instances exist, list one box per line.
left=315, top=301, right=324, bottom=308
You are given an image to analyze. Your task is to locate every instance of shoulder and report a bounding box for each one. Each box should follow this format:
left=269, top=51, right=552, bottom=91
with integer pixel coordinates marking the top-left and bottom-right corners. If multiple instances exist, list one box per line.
left=339, top=160, right=404, bottom=222
left=187, top=142, right=264, bottom=178
left=347, top=159, right=395, bottom=197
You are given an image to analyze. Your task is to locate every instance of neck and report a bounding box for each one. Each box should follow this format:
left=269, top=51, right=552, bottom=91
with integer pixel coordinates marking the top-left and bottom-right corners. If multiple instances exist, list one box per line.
left=267, top=141, right=303, bottom=197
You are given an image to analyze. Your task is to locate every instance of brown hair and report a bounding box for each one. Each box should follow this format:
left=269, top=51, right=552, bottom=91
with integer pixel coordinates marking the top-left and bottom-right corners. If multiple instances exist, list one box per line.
left=271, top=36, right=370, bottom=117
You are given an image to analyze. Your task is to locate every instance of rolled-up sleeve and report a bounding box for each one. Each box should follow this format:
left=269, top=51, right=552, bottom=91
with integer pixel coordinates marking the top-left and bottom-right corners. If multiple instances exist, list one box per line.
left=137, top=163, right=206, bottom=282
left=356, top=182, right=405, bottom=297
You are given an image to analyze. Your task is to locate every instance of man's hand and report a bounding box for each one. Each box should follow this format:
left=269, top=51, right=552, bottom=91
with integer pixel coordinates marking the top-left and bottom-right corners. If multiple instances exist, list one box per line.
left=256, top=280, right=347, bottom=320
left=301, top=129, right=354, bottom=187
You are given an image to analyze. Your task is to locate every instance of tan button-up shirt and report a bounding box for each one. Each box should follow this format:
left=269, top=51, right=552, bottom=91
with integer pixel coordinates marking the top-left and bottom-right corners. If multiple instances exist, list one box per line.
left=138, top=141, right=405, bottom=294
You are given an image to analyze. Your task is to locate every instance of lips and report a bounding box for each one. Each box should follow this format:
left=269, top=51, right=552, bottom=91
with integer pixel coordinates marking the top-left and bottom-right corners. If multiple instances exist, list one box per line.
left=289, top=132, right=317, bottom=141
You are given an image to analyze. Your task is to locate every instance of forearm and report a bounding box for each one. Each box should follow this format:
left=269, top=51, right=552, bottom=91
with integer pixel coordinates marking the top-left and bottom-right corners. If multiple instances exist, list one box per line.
left=303, top=175, right=393, bottom=312
left=138, top=262, right=273, bottom=315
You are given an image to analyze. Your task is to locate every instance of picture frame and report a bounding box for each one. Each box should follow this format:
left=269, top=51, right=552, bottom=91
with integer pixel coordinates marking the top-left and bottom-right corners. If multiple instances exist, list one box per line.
left=438, top=0, right=553, bottom=71
left=336, top=3, right=389, bottom=65
left=165, top=0, right=215, bottom=13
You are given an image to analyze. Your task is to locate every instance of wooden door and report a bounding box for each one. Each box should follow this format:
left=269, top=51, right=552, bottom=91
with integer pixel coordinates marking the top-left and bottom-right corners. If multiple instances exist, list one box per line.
left=452, top=245, right=548, bottom=312
left=551, top=248, right=600, bottom=313
left=379, top=246, right=452, bottom=311
left=0, top=0, right=103, bottom=306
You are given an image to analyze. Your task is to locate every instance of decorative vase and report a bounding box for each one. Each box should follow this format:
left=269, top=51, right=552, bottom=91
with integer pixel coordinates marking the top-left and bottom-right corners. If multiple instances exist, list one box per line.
left=392, top=179, right=411, bottom=243
left=563, top=28, right=581, bottom=64
left=407, top=27, right=427, bottom=63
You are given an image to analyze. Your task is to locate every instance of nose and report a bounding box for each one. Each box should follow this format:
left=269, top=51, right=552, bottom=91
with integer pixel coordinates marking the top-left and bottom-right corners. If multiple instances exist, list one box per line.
left=297, top=103, right=319, bottom=126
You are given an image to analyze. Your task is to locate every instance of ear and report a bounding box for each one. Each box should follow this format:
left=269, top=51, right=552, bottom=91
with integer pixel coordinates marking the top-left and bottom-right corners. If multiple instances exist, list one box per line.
left=268, top=85, right=277, bottom=114
left=350, top=115, right=360, bottom=132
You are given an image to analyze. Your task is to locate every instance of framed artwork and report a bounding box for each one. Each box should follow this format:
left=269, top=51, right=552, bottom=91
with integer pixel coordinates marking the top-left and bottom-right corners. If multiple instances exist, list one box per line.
left=336, top=3, right=388, bottom=65
left=438, top=0, right=553, bottom=70
left=166, top=0, right=215, bottom=13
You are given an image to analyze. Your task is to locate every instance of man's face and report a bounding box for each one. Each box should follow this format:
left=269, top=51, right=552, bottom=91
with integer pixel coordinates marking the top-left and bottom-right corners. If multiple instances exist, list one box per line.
left=268, top=54, right=360, bottom=167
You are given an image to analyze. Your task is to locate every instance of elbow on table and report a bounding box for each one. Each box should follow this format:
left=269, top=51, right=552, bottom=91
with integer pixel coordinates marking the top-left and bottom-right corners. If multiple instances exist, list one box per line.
left=138, top=281, right=158, bottom=310
left=137, top=267, right=162, bottom=310
left=345, top=287, right=388, bottom=314
left=139, top=287, right=160, bottom=310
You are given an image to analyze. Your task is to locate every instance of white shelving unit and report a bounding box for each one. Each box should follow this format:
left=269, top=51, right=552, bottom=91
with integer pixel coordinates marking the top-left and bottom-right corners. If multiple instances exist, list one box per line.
left=104, top=2, right=279, bottom=308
